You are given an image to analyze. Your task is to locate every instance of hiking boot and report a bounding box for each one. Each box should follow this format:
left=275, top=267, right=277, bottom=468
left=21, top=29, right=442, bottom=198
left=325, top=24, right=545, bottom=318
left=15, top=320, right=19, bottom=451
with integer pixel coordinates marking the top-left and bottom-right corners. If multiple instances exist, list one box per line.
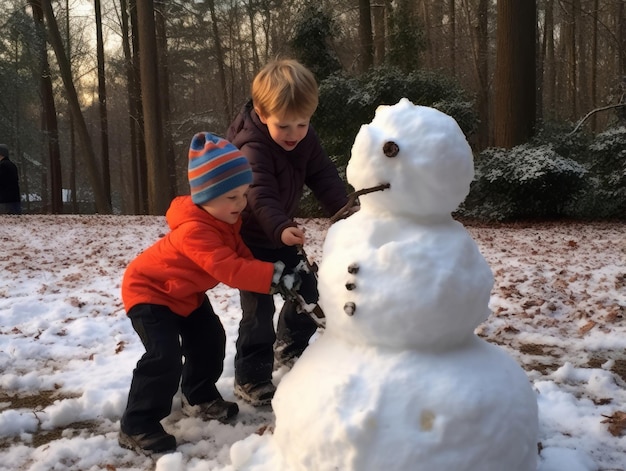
left=118, top=428, right=176, bottom=454
left=274, top=351, right=298, bottom=370
left=182, top=397, right=239, bottom=423
left=274, top=341, right=302, bottom=371
left=234, top=381, right=276, bottom=407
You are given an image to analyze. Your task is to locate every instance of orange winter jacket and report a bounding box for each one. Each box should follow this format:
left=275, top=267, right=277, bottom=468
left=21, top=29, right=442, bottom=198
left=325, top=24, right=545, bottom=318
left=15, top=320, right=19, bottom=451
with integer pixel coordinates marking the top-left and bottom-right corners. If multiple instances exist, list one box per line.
left=121, top=196, right=275, bottom=316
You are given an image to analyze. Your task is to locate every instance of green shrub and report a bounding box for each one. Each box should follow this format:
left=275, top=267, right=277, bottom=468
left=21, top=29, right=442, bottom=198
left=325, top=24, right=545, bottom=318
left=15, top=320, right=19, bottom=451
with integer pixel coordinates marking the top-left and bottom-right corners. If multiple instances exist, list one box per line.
left=461, top=144, right=587, bottom=221
left=564, top=126, right=626, bottom=219
left=313, top=67, right=478, bottom=170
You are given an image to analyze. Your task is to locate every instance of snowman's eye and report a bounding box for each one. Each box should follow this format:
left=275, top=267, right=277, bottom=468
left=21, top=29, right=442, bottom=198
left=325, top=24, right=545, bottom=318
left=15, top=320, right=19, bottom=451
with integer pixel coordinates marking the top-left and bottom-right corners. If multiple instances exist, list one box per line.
left=383, top=141, right=399, bottom=158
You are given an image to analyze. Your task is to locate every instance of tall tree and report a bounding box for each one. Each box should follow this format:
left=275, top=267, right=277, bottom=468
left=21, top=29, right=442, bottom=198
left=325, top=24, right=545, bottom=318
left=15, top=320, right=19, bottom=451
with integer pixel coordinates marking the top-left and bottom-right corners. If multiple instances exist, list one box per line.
left=567, top=0, right=579, bottom=119
left=39, top=0, right=111, bottom=213
left=207, top=0, right=230, bottom=123
left=65, top=0, right=78, bottom=212
left=493, top=0, right=536, bottom=148
left=95, top=0, right=111, bottom=206
left=358, top=0, right=374, bottom=72
left=136, top=0, right=169, bottom=214
left=30, top=0, right=62, bottom=213
left=590, top=0, right=599, bottom=130
left=129, top=0, right=148, bottom=213
left=543, top=0, right=556, bottom=117
left=372, top=1, right=386, bottom=65
left=475, top=0, right=489, bottom=147
left=245, top=0, right=260, bottom=72
left=449, top=0, right=456, bottom=75
left=154, top=1, right=177, bottom=197
left=420, top=0, right=433, bottom=69
left=119, top=0, right=139, bottom=213
left=387, top=0, right=423, bottom=72
left=615, top=1, right=626, bottom=126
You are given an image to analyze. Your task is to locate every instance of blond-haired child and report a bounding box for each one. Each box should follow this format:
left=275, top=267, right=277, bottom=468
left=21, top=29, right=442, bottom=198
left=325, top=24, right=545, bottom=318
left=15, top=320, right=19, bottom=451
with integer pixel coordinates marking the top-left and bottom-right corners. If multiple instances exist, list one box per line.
left=227, top=59, right=349, bottom=406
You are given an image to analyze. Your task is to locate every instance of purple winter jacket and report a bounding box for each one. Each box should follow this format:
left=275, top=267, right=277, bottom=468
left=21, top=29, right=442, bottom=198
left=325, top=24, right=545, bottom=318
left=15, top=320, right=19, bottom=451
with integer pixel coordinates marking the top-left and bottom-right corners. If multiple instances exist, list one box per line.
left=226, top=101, right=349, bottom=249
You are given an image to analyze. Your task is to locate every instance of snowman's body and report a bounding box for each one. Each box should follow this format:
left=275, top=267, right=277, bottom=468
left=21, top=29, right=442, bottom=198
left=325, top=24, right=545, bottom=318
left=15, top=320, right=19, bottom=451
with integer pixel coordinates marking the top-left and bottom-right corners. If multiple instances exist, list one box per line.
left=229, top=99, right=538, bottom=471
left=272, top=335, right=537, bottom=471
left=315, top=213, right=493, bottom=351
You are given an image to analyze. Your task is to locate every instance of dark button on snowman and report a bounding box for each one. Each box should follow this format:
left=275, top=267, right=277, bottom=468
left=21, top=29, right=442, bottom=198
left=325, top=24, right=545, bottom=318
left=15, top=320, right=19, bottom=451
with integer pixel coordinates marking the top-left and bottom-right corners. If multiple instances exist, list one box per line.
left=229, top=98, right=538, bottom=471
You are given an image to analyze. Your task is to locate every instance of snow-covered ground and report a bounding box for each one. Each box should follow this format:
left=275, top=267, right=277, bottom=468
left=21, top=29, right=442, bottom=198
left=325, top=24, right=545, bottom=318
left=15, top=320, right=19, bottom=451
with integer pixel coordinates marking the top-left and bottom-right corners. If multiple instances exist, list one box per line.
left=0, top=215, right=625, bottom=471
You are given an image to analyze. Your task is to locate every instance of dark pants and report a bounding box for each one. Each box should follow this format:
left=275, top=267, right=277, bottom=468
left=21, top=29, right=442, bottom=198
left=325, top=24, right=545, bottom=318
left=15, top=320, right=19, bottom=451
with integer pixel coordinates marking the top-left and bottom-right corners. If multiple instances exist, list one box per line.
left=235, top=245, right=318, bottom=385
left=120, top=297, right=226, bottom=435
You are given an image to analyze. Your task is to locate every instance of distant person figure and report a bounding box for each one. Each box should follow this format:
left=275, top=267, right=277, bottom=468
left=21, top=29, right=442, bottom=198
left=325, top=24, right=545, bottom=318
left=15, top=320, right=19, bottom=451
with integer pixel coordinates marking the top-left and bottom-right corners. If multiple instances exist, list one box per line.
left=0, top=144, right=21, bottom=215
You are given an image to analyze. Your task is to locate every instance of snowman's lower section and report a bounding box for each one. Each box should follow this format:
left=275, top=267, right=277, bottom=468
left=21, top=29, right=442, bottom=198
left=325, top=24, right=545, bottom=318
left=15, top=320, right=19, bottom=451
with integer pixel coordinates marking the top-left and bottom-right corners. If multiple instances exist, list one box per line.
left=230, top=335, right=538, bottom=471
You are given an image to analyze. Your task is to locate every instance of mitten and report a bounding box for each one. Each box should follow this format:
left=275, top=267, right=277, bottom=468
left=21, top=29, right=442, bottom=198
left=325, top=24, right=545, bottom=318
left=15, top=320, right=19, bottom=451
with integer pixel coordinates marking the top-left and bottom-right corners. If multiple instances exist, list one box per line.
left=270, top=261, right=302, bottom=299
left=271, top=261, right=286, bottom=287
left=292, top=259, right=319, bottom=308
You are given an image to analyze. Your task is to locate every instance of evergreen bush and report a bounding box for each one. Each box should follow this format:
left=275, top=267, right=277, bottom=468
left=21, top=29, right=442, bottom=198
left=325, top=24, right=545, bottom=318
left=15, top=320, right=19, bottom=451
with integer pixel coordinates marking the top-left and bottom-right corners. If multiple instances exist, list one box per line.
left=313, top=66, right=478, bottom=170
left=564, top=126, right=626, bottom=219
left=461, top=125, right=626, bottom=221
left=461, top=143, right=587, bottom=221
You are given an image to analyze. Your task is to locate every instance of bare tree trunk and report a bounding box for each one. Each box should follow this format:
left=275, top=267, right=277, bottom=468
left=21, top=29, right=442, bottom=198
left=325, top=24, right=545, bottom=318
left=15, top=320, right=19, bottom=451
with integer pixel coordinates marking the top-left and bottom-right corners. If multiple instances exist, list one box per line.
left=591, top=0, right=599, bottom=130
left=476, top=0, right=489, bottom=148
left=617, top=0, right=626, bottom=80
left=493, top=0, right=536, bottom=148
left=372, top=1, right=386, bottom=65
left=536, top=2, right=544, bottom=123
left=64, top=0, right=77, bottom=212
left=207, top=0, right=230, bottom=123
left=131, top=0, right=148, bottom=213
left=449, top=0, right=456, bottom=75
left=564, top=0, right=578, bottom=119
left=544, top=0, right=555, bottom=116
left=12, top=51, right=30, bottom=212
left=155, top=1, right=177, bottom=198
left=136, top=0, right=169, bottom=215
left=39, top=0, right=111, bottom=213
left=246, top=0, right=260, bottom=72
left=384, top=0, right=393, bottom=57
left=30, top=0, right=63, bottom=214
left=235, top=3, right=252, bottom=105
left=359, top=0, right=374, bottom=72
left=420, top=0, right=433, bottom=69
left=575, top=0, right=588, bottom=118
left=460, top=0, right=489, bottom=147
left=95, top=0, right=111, bottom=207
left=120, top=0, right=139, bottom=213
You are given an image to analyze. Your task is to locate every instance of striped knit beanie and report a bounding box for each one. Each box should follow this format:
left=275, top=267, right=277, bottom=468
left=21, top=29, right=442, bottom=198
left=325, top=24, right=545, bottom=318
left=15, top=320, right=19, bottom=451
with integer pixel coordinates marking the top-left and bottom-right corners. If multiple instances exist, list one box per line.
left=188, top=132, right=252, bottom=205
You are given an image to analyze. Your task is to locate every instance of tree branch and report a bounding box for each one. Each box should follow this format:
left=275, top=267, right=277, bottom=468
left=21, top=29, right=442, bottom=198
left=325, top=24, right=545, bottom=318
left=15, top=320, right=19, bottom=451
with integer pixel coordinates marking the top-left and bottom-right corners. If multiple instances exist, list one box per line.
left=568, top=104, right=626, bottom=136
left=330, top=183, right=390, bottom=223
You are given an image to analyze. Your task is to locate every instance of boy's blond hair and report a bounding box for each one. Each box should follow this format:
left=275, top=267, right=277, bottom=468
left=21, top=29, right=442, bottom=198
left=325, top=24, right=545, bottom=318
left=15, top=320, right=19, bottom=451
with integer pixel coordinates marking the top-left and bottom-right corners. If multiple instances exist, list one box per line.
left=252, top=59, right=318, bottom=119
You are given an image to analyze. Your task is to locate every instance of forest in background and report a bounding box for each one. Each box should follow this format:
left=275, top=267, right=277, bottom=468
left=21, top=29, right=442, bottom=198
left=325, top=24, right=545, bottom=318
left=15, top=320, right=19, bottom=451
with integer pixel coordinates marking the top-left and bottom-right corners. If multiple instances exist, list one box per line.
left=0, top=0, right=624, bottom=216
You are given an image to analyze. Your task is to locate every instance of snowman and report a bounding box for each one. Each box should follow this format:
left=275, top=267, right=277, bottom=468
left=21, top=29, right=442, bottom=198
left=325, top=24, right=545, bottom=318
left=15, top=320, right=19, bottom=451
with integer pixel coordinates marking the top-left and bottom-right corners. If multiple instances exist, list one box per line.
left=229, top=98, right=538, bottom=471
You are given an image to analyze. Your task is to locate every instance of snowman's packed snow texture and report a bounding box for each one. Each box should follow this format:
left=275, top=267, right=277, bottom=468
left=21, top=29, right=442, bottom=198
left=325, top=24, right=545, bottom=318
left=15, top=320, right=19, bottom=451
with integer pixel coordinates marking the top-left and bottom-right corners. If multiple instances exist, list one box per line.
left=228, top=99, right=539, bottom=471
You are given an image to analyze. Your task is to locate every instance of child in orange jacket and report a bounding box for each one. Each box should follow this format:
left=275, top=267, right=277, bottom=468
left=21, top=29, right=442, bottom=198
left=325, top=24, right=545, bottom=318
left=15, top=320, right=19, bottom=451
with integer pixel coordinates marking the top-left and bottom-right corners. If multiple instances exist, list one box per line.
left=118, top=132, right=296, bottom=454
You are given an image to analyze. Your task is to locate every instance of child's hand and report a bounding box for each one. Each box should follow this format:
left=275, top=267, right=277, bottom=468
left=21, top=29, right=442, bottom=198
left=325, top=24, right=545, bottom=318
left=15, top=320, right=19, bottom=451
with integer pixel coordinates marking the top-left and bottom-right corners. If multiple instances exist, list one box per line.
left=281, top=226, right=305, bottom=246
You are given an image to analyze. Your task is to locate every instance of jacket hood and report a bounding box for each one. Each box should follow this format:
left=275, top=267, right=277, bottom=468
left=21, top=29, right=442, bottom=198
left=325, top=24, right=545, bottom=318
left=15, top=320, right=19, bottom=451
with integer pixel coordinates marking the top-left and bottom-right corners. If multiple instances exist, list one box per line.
left=227, top=101, right=281, bottom=152
left=166, top=196, right=213, bottom=230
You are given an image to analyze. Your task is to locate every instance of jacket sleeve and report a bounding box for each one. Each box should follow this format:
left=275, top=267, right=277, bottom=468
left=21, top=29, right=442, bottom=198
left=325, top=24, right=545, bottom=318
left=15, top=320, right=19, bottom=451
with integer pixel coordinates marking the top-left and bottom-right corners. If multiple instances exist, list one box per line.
left=304, top=128, right=350, bottom=216
left=182, top=223, right=274, bottom=293
left=242, top=143, right=297, bottom=246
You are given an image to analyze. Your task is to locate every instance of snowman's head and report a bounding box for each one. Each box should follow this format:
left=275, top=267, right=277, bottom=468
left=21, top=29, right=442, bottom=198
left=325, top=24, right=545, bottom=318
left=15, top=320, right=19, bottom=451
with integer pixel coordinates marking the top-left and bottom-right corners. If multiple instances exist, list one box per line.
left=347, top=99, right=474, bottom=217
